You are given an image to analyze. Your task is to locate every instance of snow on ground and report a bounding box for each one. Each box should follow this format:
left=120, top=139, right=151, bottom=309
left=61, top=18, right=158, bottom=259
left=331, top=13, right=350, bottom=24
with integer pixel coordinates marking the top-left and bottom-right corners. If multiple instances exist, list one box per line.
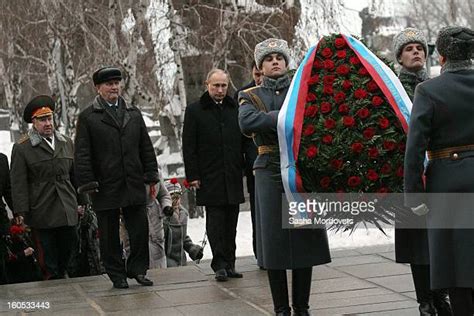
left=0, top=131, right=13, bottom=159
left=187, top=211, right=394, bottom=261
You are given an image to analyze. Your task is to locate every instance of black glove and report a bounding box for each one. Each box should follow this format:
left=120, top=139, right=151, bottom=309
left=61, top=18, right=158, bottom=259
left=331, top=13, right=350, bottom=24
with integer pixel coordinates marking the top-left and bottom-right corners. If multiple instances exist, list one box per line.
left=163, top=206, right=173, bottom=217
left=188, top=245, right=204, bottom=260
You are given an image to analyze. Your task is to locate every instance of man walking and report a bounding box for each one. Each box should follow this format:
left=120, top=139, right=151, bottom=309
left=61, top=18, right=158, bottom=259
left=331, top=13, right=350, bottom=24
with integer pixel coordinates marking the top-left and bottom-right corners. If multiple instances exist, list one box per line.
left=182, top=69, right=244, bottom=281
left=74, top=67, right=158, bottom=289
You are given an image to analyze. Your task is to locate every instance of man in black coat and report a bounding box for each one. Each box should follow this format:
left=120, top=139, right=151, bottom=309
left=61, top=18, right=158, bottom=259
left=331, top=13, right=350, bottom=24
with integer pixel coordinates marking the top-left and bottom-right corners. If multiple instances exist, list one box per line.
left=183, top=69, right=244, bottom=282
left=74, top=67, right=159, bottom=289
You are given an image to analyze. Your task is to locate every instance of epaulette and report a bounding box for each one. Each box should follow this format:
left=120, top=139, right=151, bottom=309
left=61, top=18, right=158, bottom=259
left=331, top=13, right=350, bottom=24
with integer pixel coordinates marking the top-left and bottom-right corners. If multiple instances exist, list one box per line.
left=243, top=86, right=259, bottom=93
left=18, top=134, right=30, bottom=144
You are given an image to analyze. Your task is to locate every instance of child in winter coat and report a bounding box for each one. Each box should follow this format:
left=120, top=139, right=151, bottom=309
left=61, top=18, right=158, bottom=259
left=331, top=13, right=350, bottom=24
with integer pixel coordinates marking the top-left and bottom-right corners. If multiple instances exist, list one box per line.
left=163, top=179, right=203, bottom=267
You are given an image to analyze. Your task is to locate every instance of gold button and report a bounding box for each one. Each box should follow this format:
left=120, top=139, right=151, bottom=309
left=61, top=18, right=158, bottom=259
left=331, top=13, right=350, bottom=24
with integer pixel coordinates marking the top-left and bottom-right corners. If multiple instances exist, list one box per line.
left=452, top=153, right=459, bottom=159
left=276, top=91, right=280, bottom=95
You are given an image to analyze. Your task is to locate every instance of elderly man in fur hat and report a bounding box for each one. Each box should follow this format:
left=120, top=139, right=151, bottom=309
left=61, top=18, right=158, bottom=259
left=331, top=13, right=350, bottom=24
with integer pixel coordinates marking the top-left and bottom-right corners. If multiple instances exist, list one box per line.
left=10, top=95, right=83, bottom=280
left=238, top=38, right=331, bottom=316
left=74, top=66, right=159, bottom=289
left=405, top=25, right=474, bottom=315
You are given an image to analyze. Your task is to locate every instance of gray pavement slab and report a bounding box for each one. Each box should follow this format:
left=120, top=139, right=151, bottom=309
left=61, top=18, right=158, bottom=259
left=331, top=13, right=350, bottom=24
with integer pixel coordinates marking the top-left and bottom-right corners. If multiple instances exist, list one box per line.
left=0, top=245, right=421, bottom=315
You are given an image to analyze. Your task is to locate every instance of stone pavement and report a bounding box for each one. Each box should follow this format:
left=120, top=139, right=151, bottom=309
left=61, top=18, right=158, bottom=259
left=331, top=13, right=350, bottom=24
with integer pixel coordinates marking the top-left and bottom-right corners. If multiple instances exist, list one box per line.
left=0, top=244, right=420, bottom=315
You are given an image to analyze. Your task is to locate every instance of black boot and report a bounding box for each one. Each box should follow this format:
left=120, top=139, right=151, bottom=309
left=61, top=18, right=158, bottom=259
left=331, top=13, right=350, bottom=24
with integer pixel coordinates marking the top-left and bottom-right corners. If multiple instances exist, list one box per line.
left=292, top=267, right=312, bottom=316
left=432, top=289, right=452, bottom=316
left=267, top=269, right=291, bottom=315
left=411, top=264, right=436, bottom=316
left=419, top=302, right=436, bottom=316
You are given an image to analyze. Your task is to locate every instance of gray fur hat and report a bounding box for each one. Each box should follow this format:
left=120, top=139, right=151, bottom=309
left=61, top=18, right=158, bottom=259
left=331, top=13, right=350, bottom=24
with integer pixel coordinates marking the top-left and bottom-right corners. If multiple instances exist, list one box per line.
left=254, top=38, right=290, bottom=69
left=392, top=28, right=428, bottom=63
left=436, top=25, right=474, bottom=60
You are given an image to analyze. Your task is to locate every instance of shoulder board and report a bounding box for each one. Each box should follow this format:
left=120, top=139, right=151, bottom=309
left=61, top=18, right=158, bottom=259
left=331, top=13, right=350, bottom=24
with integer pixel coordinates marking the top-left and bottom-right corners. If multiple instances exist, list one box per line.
left=242, top=86, right=259, bottom=93
left=18, top=134, right=30, bottom=144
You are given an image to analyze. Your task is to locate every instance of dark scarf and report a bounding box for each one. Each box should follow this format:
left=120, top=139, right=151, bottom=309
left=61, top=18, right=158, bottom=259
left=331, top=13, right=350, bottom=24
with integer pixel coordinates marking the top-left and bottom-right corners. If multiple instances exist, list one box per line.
left=398, top=68, right=429, bottom=100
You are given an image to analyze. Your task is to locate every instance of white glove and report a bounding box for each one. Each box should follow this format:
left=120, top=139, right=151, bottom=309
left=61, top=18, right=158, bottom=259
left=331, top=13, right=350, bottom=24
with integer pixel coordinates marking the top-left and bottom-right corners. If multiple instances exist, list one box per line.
left=411, top=203, right=430, bottom=216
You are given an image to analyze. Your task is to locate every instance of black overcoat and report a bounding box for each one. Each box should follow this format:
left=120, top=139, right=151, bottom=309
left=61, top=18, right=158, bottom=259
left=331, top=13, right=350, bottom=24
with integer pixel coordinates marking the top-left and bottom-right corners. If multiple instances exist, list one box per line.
left=182, top=92, right=244, bottom=206
left=74, top=96, right=158, bottom=211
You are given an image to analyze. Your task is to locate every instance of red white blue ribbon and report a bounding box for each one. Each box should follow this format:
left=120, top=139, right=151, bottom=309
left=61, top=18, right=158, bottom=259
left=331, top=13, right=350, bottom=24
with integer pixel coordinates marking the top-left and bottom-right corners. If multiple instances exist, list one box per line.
left=277, top=34, right=412, bottom=204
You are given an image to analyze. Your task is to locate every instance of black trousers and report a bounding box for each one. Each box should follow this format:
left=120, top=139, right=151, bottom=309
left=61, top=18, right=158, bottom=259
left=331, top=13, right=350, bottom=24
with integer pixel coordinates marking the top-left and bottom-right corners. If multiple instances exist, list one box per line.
left=205, top=205, right=239, bottom=272
left=267, top=268, right=313, bottom=313
left=96, top=206, right=149, bottom=282
left=36, top=225, right=78, bottom=279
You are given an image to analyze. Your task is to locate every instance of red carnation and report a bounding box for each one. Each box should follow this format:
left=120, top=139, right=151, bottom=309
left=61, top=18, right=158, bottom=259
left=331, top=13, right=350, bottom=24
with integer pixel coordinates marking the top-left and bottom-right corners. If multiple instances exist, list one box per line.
left=342, top=80, right=353, bottom=90
left=383, top=140, right=397, bottom=151
left=323, top=59, right=335, bottom=70
left=349, top=56, right=361, bottom=65
left=379, top=117, right=390, bottom=129
left=8, top=253, right=17, bottom=262
left=304, top=105, right=318, bottom=118
left=323, top=75, right=336, bottom=85
left=183, top=179, right=190, bottom=188
left=320, top=176, right=331, bottom=189
left=303, top=124, right=316, bottom=136
left=368, top=147, right=379, bottom=159
left=357, top=108, right=370, bottom=119
left=321, top=47, right=333, bottom=59
left=336, top=50, right=347, bottom=59
left=351, top=142, right=363, bottom=153
left=348, top=176, right=362, bottom=187
left=323, top=85, right=334, bottom=95
left=331, top=159, right=344, bottom=170
left=372, top=96, right=384, bottom=107
left=306, top=145, right=318, bottom=158
left=335, top=37, right=346, bottom=49
left=363, top=127, right=376, bottom=139
left=343, top=116, right=355, bottom=127
left=396, top=166, right=404, bottom=177
left=324, top=118, right=336, bottom=129
left=9, top=225, right=25, bottom=236
left=336, top=64, right=350, bottom=76
left=359, top=67, right=369, bottom=76
left=320, top=102, right=332, bottom=114
left=308, top=75, right=319, bottom=85
left=322, top=134, right=333, bottom=144
left=313, top=59, right=323, bottom=69
left=380, top=163, right=392, bottom=175
left=170, top=178, right=178, bottom=184
left=367, top=80, right=379, bottom=92
left=338, top=103, right=349, bottom=114
left=334, top=91, right=346, bottom=103
left=354, top=88, right=368, bottom=99
left=306, top=93, right=317, bottom=102
left=367, top=169, right=379, bottom=181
